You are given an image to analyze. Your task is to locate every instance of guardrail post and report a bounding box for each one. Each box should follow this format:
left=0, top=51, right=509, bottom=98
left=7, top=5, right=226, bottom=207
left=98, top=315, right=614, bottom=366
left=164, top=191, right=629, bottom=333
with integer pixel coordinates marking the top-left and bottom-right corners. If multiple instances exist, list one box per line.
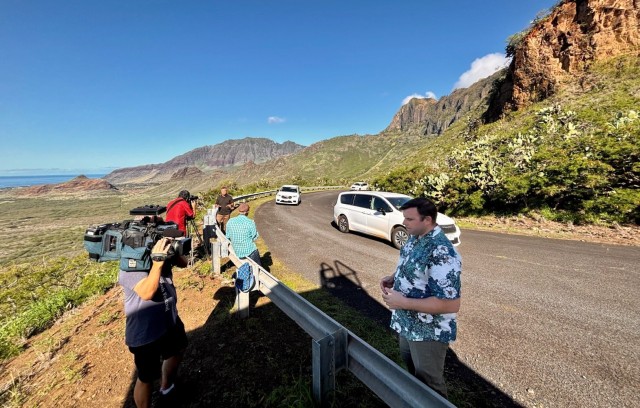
left=211, top=241, right=221, bottom=275
left=235, top=286, right=250, bottom=318
left=235, top=261, right=256, bottom=319
left=312, top=328, right=348, bottom=406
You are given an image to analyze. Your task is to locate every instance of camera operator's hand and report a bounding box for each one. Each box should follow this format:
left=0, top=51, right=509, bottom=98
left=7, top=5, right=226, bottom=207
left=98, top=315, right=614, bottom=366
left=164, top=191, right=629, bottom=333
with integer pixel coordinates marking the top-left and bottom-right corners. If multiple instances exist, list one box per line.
left=151, top=238, right=171, bottom=263
left=134, top=238, right=172, bottom=300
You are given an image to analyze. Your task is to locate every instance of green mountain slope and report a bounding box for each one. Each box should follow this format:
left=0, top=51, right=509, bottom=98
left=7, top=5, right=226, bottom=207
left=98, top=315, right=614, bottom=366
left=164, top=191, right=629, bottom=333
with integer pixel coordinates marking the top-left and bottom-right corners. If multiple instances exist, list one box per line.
left=221, top=132, right=432, bottom=187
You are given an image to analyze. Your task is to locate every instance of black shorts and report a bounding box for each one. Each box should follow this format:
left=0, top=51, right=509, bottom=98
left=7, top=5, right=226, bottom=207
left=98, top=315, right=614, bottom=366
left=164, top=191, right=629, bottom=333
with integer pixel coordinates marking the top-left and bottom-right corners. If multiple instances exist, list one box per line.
left=128, top=317, right=188, bottom=383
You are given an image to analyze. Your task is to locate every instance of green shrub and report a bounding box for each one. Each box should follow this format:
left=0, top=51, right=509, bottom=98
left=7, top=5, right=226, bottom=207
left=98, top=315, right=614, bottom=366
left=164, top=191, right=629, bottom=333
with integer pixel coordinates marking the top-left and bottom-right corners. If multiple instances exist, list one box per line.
left=582, top=189, right=640, bottom=224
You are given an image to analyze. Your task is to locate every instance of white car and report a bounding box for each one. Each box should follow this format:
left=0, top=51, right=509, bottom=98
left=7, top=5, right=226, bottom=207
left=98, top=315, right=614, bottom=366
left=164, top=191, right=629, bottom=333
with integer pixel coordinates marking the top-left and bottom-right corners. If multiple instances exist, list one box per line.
left=275, top=185, right=301, bottom=205
left=350, top=181, right=369, bottom=191
left=333, top=191, right=461, bottom=249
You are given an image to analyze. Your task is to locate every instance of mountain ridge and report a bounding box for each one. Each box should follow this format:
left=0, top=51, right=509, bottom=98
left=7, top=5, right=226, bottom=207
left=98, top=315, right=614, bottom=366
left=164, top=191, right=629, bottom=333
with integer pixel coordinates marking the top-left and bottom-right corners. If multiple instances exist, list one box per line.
left=385, top=70, right=502, bottom=135
left=104, top=137, right=304, bottom=184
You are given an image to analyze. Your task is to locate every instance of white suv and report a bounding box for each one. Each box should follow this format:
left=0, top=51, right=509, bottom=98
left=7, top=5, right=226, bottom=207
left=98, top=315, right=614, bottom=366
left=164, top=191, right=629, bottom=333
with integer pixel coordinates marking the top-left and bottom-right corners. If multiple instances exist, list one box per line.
left=333, top=191, right=461, bottom=249
left=275, top=185, right=301, bottom=205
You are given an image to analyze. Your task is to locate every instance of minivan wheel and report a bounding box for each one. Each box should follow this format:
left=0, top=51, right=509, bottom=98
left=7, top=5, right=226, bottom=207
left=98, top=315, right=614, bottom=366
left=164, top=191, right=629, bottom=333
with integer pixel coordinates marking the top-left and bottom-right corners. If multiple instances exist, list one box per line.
left=391, top=226, right=408, bottom=249
left=338, top=215, right=349, bottom=233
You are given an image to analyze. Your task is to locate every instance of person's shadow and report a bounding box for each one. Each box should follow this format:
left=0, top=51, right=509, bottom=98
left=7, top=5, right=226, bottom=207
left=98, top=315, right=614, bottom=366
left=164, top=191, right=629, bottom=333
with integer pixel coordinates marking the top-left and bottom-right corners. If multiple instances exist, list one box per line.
left=260, top=251, right=274, bottom=272
left=319, top=260, right=391, bottom=327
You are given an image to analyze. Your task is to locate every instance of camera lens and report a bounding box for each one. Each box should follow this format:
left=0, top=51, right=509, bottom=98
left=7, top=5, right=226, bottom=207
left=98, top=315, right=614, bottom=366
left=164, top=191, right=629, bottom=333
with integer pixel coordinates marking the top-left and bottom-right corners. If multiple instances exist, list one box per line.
left=167, top=242, right=176, bottom=258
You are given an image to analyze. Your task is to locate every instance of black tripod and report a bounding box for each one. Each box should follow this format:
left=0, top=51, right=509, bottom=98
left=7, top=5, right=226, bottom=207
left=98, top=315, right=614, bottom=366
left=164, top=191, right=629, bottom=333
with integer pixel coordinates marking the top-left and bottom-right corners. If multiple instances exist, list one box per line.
left=186, top=218, right=210, bottom=261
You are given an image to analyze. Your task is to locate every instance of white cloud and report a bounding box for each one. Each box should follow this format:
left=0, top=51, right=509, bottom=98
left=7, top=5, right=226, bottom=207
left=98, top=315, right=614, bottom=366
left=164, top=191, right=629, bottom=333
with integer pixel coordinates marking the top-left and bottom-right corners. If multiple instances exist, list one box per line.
left=453, top=53, right=510, bottom=90
left=401, top=91, right=437, bottom=106
left=267, top=116, right=286, bottom=124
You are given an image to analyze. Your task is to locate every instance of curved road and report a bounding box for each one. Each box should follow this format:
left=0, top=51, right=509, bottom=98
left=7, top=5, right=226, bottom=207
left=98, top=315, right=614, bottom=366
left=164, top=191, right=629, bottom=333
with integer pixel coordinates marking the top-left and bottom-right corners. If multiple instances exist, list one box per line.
left=255, top=190, right=640, bottom=408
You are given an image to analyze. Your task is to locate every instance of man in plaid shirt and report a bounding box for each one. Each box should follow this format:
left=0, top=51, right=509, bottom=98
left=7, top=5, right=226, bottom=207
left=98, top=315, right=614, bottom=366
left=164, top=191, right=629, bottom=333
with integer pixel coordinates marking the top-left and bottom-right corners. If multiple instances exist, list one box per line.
left=225, top=202, right=262, bottom=266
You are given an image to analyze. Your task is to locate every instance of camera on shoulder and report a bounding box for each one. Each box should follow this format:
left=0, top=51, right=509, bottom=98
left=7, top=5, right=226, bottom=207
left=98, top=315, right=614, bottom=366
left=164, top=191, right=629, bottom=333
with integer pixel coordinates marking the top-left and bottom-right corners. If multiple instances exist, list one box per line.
left=83, top=205, right=192, bottom=272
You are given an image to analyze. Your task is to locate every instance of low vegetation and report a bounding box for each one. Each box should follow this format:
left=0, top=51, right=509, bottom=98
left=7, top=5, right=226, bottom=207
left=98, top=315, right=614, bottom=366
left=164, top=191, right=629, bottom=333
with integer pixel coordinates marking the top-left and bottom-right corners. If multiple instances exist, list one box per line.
left=0, top=256, right=118, bottom=359
left=374, top=56, right=640, bottom=225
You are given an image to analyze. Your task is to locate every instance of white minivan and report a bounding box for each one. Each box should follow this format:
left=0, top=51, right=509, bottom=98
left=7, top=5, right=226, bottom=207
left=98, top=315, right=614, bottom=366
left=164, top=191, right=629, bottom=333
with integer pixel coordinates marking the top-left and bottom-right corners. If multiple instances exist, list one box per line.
left=333, top=191, right=461, bottom=249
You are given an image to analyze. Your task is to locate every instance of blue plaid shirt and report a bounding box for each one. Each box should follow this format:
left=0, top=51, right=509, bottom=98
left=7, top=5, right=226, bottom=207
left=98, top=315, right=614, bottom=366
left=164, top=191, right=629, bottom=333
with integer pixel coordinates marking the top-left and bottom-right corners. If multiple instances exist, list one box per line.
left=225, top=215, right=259, bottom=258
left=390, top=226, right=462, bottom=343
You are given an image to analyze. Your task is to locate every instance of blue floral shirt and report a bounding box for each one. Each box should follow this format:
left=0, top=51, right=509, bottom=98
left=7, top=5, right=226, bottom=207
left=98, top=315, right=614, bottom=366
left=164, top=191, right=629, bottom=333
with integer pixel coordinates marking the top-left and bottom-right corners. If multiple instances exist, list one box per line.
left=390, top=226, right=462, bottom=343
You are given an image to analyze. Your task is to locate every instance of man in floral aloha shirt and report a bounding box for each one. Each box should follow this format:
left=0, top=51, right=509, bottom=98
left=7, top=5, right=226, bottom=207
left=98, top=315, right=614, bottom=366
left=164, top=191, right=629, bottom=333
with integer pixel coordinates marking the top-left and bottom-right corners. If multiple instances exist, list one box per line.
left=380, top=197, right=461, bottom=399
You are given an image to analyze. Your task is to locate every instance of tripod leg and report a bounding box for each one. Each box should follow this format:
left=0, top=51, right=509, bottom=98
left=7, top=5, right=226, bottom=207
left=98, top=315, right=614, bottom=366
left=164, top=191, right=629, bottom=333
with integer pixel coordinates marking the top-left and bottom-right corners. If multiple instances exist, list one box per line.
left=188, top=219, right=210, bottom=259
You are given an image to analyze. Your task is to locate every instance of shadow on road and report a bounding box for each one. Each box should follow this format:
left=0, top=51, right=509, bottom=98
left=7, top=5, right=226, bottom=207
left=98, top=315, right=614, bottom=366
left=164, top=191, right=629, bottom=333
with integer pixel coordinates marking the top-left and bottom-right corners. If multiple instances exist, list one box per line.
left=320, top=260, right=391, bottom=327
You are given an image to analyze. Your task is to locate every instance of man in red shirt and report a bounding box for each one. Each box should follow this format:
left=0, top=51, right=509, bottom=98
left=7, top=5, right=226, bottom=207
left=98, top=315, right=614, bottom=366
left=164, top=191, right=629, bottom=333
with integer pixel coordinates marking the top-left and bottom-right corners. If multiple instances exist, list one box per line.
left=165, top=190, right=195, bottom=234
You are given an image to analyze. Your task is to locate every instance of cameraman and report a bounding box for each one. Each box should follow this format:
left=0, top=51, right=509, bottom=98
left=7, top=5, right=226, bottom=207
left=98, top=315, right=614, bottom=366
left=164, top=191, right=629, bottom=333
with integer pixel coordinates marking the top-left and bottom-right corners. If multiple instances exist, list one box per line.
left=119, top=238, right=188, bottom=408
left=166, top=190, right=195, bottom=234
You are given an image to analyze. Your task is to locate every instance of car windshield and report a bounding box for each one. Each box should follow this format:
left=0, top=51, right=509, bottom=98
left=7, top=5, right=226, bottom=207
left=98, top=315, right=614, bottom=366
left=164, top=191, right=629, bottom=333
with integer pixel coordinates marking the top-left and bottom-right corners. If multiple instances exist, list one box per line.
left=281, top=187, right=297, bottom=192
left=386, top=196, right=411, bottom=210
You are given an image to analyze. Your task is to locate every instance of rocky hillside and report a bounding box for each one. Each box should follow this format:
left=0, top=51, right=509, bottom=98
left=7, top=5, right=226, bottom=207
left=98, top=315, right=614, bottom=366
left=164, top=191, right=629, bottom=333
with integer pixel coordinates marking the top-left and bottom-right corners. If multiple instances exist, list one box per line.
left=13, top=175, right=118, bottom=197
left=385, top=70, right=502, bottom=135
left=486, top=0, right=640, bottom=120
left=104, top=137, right=304, bottom=184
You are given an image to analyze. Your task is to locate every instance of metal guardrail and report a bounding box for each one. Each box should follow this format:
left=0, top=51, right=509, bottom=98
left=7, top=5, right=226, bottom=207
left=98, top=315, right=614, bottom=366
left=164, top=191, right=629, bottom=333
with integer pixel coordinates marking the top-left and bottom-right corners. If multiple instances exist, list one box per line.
left=208, top=211, right=455, bottom=407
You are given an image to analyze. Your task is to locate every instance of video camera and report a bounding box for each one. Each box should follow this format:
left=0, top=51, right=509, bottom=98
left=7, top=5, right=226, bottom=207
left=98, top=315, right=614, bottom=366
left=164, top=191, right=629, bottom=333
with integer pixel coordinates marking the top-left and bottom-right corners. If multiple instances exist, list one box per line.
left=179, top=190, right=199, bottom=202
left=83, top=205, right=192, bottom=272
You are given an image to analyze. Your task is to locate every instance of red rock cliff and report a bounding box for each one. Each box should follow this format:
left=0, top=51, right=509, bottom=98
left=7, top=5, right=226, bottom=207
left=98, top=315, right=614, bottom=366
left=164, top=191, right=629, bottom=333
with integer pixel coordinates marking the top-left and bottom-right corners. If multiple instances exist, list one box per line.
left=486, top=0, right=640, bottom=120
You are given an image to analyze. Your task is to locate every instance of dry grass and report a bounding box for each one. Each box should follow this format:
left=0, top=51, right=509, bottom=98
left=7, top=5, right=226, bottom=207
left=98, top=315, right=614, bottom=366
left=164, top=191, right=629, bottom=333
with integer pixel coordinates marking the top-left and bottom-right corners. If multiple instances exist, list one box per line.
left=0, top=190, right=175, bottom=266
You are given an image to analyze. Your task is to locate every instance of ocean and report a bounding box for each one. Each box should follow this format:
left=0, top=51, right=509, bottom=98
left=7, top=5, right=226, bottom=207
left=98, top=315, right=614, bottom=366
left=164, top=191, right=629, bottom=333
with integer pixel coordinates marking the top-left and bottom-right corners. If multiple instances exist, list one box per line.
left=0, top=174, right=107, bottom=189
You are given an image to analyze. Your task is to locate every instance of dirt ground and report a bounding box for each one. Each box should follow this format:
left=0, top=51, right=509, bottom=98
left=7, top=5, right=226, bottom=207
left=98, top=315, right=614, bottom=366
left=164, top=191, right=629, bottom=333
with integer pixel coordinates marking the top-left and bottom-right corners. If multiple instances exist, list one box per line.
left=0, top=269, right=326, bottom=408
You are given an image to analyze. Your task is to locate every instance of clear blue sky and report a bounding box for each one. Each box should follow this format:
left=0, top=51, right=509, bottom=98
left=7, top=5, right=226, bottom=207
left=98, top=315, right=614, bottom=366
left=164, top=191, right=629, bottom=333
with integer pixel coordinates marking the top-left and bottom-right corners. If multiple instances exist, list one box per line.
left=0, top=0, right=557, bottom=175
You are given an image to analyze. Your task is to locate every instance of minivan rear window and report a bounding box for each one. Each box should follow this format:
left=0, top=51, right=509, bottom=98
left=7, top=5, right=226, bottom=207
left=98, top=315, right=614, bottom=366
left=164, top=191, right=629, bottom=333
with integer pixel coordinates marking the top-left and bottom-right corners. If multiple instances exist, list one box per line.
left=353, top=194, right=372, bottom=209
left=340, top=194, right=355, bottom=205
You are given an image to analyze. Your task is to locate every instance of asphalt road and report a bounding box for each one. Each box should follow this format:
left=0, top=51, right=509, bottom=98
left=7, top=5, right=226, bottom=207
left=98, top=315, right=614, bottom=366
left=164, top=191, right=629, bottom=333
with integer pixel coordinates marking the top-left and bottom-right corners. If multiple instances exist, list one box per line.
left=255, top=190, right=640, bottom=408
